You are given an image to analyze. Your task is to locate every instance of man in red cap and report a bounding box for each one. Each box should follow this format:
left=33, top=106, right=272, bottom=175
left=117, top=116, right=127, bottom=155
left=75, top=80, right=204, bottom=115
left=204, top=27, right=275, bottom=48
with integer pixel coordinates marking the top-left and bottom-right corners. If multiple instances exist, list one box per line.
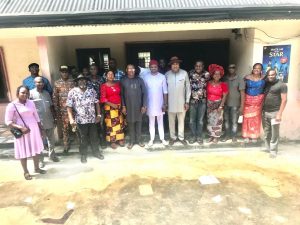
left=165, top=56, right=191, bottom=146
left=142, top=59, right=168, bottom=147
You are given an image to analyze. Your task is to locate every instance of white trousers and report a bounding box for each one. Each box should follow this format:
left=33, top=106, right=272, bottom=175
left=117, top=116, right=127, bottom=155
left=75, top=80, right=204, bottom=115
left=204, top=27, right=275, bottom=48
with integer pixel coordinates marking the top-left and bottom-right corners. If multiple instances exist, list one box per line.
left=168, top=111, right=186, bottom=141
left=149, top=115, right=164, bottom=141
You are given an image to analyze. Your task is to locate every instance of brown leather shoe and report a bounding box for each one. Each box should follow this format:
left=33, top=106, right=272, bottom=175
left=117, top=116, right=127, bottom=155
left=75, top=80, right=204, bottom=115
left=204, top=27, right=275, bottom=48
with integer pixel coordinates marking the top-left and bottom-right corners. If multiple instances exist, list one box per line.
left=138, top=142, right=145, bottom=147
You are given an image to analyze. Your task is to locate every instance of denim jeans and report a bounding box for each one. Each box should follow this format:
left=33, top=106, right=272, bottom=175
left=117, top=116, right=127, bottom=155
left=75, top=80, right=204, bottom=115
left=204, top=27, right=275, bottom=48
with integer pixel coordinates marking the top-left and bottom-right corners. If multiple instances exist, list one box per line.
left=262, top=111, right=280, bottom=151
left=189, top=99, right=206, bottom=139
left=224, top=106, right=239, bottom=137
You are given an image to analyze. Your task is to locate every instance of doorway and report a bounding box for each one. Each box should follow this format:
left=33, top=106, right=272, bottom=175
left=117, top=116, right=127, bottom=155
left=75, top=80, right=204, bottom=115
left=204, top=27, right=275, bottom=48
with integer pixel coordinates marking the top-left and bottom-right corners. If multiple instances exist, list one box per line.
left=125, top=40, right=230, bottom=71
left=76, top=48, right=110, bottom=71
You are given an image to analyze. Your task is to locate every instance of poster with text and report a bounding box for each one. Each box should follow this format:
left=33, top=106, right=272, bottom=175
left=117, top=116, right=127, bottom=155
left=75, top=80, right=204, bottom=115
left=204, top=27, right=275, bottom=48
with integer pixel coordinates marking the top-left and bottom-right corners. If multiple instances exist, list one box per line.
left=262, top=45, right=291, bottom=83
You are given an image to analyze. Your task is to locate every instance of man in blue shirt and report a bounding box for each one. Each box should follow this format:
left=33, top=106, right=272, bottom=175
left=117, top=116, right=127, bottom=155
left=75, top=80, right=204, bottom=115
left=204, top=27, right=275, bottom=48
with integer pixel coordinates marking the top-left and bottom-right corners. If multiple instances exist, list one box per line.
left=104, top=58, right=125, bottom=81
left=23, top=63, right=53, bottom=96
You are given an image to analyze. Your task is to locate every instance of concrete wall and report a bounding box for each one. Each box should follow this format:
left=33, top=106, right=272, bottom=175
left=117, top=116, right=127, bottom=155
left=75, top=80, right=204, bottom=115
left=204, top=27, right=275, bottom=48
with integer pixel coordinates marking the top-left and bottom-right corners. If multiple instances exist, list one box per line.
left=64, top=29, right=232, bottom=70
left=252, top=28, right=300, bottom=140
left=1, top=20, right=300, bottom=139
left=46, top=36, right=68, bottom=81
left=229, top=29, right=256, bottom=76
left=0, top=37, right=40, bottom=123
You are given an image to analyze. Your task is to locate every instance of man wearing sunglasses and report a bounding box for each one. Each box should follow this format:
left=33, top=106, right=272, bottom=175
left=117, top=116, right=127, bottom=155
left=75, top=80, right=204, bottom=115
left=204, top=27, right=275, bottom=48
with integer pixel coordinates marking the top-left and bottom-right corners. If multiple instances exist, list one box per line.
left=221, top=64, right=245, bottom=143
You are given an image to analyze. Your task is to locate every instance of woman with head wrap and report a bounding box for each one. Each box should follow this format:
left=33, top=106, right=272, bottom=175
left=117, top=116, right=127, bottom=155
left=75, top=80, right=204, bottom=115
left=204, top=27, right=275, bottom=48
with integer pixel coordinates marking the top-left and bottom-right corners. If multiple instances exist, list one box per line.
left=206, top=64, right=228, bottom=143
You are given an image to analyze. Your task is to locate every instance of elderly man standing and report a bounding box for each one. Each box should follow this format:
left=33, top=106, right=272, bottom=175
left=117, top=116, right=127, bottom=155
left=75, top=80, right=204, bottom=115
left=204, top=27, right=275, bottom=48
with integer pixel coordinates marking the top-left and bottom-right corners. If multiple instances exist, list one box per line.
left=53, top=65, right=75, bottom=154
left=142, top=59, right=168, bottom=147
left=30, top=77, right=59, bottom=165
left=165, top=56, right=191, bottom=146
left=67, top=74, right=104, bottom=163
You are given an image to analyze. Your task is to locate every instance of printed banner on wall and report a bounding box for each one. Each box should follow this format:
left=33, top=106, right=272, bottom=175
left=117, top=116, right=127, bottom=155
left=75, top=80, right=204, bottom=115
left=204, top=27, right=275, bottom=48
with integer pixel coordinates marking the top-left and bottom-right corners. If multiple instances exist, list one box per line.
left=262, top=45, right=291, bottom=83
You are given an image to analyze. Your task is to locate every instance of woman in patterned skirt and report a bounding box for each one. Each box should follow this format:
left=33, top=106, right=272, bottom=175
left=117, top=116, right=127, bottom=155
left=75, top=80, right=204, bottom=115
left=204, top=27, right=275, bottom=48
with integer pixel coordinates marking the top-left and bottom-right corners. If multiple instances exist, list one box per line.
left=206, top=64, right=228, bottom=143
left=100, top=70, right=125, bottom=149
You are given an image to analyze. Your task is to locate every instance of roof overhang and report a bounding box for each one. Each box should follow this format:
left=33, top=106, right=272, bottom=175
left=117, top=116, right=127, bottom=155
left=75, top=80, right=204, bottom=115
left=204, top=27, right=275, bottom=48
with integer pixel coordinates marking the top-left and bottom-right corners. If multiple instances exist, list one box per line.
left=0, top=6, right=300, bottom=28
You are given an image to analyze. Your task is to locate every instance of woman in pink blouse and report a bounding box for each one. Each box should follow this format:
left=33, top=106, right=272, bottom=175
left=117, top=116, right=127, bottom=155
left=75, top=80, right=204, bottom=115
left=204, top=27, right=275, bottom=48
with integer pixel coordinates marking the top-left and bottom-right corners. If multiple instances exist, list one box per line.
left=5, top=85, right=46, bottom=180
left=206, top=64, right=228, bottom=143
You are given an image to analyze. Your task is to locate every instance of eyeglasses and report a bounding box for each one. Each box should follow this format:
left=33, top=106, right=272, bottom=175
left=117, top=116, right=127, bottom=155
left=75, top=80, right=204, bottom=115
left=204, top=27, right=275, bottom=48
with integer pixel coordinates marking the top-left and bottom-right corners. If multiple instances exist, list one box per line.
left=228, top=67, right=236, bottom=69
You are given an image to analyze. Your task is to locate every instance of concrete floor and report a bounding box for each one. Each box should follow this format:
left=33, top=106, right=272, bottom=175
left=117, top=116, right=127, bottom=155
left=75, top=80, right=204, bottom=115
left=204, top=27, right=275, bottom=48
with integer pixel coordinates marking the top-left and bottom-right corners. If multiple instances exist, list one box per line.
left=0, top=143, right=300, bottom=225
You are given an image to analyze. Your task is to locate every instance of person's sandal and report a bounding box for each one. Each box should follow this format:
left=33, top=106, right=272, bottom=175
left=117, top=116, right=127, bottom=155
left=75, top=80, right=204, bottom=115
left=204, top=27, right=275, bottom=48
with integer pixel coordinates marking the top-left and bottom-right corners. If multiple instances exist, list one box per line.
left=35, top=168, right=47, bottom=174
left=24, top=172, right=32, bottom=180
left=111, top=143, right=118, bottom=149
left=118, top=140, right=125, bottom=147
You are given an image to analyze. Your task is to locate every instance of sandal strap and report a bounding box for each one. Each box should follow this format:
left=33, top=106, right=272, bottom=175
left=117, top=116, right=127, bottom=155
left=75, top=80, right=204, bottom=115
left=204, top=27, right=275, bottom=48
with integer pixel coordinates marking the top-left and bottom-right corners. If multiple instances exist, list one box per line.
left=24, top=173, right=32, bottom=180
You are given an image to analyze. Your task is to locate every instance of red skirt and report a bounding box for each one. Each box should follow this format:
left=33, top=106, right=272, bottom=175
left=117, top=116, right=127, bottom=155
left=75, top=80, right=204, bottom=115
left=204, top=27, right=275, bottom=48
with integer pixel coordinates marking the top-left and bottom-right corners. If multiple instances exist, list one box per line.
left=242, top=94, right=264, bottom=139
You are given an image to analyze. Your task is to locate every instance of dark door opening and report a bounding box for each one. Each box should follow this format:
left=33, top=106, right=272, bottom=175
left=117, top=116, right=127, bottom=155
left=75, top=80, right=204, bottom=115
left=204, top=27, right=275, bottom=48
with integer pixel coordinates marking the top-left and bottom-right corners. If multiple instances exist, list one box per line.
left=126, top=40, right=230, bottom=71
left=76, top=48, right=110, bottom=71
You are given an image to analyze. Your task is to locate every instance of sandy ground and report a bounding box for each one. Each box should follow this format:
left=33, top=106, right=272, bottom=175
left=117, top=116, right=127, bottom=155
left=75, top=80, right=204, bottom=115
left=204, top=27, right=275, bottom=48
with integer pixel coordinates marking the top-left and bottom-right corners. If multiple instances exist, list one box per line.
left=0, top=143, right=300, bottom=225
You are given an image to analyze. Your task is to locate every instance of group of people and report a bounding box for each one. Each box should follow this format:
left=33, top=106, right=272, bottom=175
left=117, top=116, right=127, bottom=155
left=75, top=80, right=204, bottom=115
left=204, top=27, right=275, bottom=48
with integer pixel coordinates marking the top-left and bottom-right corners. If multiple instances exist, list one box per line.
left=5, top=56, right=287, bottom=180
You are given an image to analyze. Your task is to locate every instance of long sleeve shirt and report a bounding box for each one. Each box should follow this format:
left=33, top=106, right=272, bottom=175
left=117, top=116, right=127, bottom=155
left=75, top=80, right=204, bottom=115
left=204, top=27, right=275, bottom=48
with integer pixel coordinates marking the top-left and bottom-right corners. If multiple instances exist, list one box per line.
left=165, top=69, right=191, bottom=113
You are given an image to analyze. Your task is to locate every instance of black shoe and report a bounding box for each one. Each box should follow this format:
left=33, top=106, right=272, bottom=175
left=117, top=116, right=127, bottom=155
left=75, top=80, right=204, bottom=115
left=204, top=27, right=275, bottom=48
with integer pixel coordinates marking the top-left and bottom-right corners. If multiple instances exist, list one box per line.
left=169, top=139, right=176, bottom=146
left=93, top=152, right=104, bottom=160
left=127, top=143, right=134, bottom=150
left=81, top=155, right=87, bottom=163
left=35, top=168, right=47, bottom=174
left=100, top=142, right=107, bottom=149
left=179, top=139, right=188, bottom=146
left=189, top=137, right=196, bottom=144
left=50, top=155, right=60, bottom=162
left=221, top=136, right=230, bottom=142
left=49, top=151, right=60, bottom=162
left=197, top=138, right=203, bottom=144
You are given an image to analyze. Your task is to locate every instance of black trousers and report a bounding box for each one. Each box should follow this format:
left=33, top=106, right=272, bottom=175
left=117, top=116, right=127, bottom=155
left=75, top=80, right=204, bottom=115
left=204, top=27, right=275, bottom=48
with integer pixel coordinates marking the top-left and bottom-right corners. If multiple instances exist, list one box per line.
left=77, top=123, right=100, bottom=156
left=128, top=121, right=142, bottom=144
left=262, top=111, right=280, bottom=151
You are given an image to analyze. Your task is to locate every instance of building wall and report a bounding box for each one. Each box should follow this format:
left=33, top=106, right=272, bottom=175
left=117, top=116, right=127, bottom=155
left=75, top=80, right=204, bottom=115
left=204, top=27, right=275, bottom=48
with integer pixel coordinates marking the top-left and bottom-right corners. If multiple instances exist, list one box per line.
left=46, top=36, right=68, bottom=81
left=0, top=37, right=40, bottom=123
left=252, top=29, right=300, bottom=140
left=229, top=29, right=255, bottom=76
left=64, top=29, right=232, bottom=70
left=1, top=20, right=300, bottom=140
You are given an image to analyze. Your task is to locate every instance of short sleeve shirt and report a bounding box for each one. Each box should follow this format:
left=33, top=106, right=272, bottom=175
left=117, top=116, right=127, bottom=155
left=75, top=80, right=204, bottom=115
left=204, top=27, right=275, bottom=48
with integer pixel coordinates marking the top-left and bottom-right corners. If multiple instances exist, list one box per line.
left=223, top=74, right=245, bottom=107
left=66, top=87, right=99, bottom=124
left=207, top=82, right=228, bottom=101
left=263, top=80, right=287, bottom=112
left=188, top=69, right=210, bottom=103
left=29, top=88, right=54, bottom=129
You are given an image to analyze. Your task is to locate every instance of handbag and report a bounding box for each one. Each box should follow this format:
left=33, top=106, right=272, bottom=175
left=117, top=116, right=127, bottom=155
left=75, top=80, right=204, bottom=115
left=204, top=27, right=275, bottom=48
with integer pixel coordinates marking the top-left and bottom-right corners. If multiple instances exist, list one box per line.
left=10, top=103, right=29, bottom=139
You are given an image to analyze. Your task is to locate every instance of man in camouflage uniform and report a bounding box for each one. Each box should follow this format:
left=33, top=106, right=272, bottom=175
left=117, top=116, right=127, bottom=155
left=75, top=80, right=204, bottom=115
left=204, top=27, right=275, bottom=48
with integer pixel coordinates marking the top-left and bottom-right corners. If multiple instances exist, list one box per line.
left=53, top=65, right=75, bottom=154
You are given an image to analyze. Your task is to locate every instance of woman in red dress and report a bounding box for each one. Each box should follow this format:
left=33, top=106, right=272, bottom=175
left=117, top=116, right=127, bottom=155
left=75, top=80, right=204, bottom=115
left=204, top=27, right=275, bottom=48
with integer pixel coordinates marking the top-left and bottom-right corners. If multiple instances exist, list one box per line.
left=100, top=70, right=125, bottom=149
left=206, top=64, right=228, bottom=143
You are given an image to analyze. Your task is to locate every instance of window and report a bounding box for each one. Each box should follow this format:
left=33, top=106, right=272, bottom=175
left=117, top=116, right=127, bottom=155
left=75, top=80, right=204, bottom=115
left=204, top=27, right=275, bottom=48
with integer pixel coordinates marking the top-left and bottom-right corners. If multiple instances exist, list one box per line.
left=0, top=47, right=9, bottom=102
left=138, top=52, right=151, bottom=68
